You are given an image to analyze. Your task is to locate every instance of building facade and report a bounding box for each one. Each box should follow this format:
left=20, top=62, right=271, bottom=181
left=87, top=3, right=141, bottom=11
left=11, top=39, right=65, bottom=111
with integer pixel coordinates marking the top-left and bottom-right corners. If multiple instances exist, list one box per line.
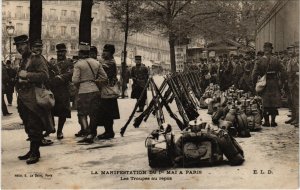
left=2, top=0, right=170, bottom=66
left=256, top=0, right=299, bottom=52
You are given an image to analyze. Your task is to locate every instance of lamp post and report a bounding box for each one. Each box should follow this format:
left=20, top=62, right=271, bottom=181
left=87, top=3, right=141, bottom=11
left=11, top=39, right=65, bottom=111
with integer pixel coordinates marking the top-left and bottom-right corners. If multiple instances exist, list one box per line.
left=6, top=21, right=15, bottom=62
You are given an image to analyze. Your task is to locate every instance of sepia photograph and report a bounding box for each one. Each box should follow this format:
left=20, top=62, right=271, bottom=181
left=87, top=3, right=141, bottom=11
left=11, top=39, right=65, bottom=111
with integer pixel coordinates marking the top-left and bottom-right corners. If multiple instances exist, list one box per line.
left=1, top=0, right=299, bottom=189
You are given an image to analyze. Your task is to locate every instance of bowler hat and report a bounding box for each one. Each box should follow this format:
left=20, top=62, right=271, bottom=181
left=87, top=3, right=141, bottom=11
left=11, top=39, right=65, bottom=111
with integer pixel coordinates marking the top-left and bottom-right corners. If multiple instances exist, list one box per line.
left=263, top=42, right=273, bottom=49
left=103, top=44, right=115, bottom=54
left=13, top=35, right=29, bottom=45
left=78, top=42, right=90, bottom=51
left=31, top=39, right=43, bottom=47
left=135, top=55, right=142, bottom=61
left=56, top=43, right=67, bottom=52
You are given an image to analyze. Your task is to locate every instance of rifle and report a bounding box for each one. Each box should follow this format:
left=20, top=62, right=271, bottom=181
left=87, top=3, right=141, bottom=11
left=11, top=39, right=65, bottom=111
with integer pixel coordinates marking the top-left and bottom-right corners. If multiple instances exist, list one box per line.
left=133, top=79, right=168, bottom=128
left=120, top=78, right=151, bottom=136
left=150, top=77, right=185, bottom=130
left=149, top=79, right=165, bottom=126
left=171, top=73, right=199, bottom=120
left=166, top=75, right=190, bottom=124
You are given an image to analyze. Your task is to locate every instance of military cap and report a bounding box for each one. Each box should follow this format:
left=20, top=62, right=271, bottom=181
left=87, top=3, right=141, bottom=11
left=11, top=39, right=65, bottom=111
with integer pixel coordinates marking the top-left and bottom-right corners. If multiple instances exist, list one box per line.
left=103, top=44, right=115, bottom=54
left=90, top=46, right=98, bottom=54
left=287, top=45, right=294, bottom=49
left=31, top=39, right=43, bottom=47
left=56, top=43, right=67, bottom=52
left=263, top=42, right=273, bottom=49
left=135, top=55, right=142, bottom=61
left=13, top=35, right=29, bottom=45
left=78, top=42, right=90, bottom=51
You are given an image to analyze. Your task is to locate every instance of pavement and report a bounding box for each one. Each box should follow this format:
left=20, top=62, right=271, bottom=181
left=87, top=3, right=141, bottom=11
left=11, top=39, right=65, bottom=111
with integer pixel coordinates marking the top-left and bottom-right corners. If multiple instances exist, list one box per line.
left=1, top=76, right=299, bottom=189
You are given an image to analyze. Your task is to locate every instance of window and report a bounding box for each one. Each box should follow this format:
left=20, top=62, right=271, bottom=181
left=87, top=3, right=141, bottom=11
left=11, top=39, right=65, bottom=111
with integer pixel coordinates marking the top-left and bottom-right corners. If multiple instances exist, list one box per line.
left=16, top=6, right=23, bottom=18
left=71, top=27, right=76, bottom=36
left=106, top=29, right=110, bottom=39
left=50, top=25, right=56, bottom=33
left=92, top=28, right=97, bottom=37
left=71, top=43, right=76, bottom=50
left=61, top=26, right=66, bottom=35
left=50, top=9, right=56, bottom=16
left=16, top=23, right=23, bottom=33
left=71, top=10, right=76, bottom=18
left=50, top=44, right=55, bottom=51
left=61, top=10, right=67, bottom=17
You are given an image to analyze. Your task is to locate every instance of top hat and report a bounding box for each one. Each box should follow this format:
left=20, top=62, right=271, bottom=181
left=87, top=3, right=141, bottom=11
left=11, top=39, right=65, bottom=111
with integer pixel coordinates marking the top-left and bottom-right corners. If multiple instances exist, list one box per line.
left=103, top=44, right=115, bottom=54
left=31, top=39, right=43, bottom=47
left=90, top=46, right=98, bottom=54
left=78, top=42, right=90, bottom=51
left=13, top=35, right=29, bottom=45
left=56, top=43, right=67, bottom=52
left=263, top=42, right=273, bottom=49
left=134, top=55, right=142, bottom=61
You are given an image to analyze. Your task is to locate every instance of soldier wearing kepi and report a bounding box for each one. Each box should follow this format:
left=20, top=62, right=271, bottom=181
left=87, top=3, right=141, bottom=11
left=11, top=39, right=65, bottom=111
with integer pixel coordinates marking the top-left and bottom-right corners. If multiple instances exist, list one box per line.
left=285, top=42, right=299, bottom=127
left=14, top=35, right=54, bottom=164
left=131, top=55, right=149, bottom=112
left=252, top=42, right=287, bottom=127
left=48, top=43, right=73, bottom=139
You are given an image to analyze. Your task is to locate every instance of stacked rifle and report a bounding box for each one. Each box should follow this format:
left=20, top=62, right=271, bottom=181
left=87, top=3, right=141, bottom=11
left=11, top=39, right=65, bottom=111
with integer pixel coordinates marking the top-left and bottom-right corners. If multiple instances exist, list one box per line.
left=120, top=71, right=203, bottom=136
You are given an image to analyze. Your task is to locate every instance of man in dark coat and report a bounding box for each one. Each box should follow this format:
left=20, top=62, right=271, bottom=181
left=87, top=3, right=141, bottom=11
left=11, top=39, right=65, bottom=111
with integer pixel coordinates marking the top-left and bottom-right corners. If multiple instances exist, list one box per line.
left=239, top=52, right=254, bottom=94
left=285, top=43, right=299, bottom=127
left=48, top=43, right=73, bottom=139
left=14, top=35, right=54, bottom=164
left=252, top=42, right=287, bottom=127
left=131, top=55, right=149, bottom=112
left=2, top=61, right=12, bottom=116
left=219, top=55, right=234, bottom=91
left=5, top=60, right=17, bottom=106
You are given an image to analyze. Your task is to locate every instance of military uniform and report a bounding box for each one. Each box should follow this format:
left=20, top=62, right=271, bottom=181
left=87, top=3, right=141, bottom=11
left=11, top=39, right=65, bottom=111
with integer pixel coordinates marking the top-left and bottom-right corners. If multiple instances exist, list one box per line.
left=252, top=43, right=286, bottom=126
left=14, top=35, right=54, bottom=164
left=286, top=56, right=299, bottom=126
left=218, top=60, right=234, bottom=91
left=131, top=56, right=149, bottom=112
left=48, top=58, right=73, bottom=118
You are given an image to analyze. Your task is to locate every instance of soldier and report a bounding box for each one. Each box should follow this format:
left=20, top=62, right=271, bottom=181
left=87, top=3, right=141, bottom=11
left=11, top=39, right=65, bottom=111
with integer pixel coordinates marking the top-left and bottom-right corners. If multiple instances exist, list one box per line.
left=5, top=60, right=17, bottom=106
left=232, top=55, right=244, bottom=88
left=219, top=55, right=234, bottom=91
left=14, top=35, right=54, bottom=164
left=285, top=43, right=299, bottom=127
left=73, top=42, right=107, bottom=142
left=239, top=52, right=254, bottom=94
left=2, top=61, right=12, bottom=116
left=131, top=55, right=149, bottom=112
left=47, top=43, right=73, bottom=139
left=252, top=42, right=287, bottom=127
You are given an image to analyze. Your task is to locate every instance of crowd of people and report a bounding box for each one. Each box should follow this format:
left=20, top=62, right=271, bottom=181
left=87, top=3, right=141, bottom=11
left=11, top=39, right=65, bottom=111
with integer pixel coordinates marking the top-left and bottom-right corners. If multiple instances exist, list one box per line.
left=185, top=42, right=299, bottom=128
left=1, top=34, right=298, bottom=165
left=2, top=34, right=151, bottom=165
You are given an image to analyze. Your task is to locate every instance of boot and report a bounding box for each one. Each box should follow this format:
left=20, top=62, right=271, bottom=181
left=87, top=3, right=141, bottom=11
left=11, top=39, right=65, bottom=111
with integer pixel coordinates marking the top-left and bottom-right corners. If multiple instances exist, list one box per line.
left=26, top=141, right=40, bottom=165
left=137, top=106, right=144, bottom=113
left=18, top=142, right=33, bottom=160
left=78, top=134, right=96, bottom=144
left=270, top=115, right=277, bottom=127
left=78, top=115, right=89, bottom=136
left=262, top=114, right=270, bottom=127
left=97, top=123, right=115, bottom=140
left=57, top=117, right=66, bottom=140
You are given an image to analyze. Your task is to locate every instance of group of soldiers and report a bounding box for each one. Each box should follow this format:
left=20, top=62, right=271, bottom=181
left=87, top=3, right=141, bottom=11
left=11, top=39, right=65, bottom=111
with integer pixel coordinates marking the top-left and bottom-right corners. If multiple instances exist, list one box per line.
left=2, top=33, right=298, bottom=166
left=186, top=42, right=299, bottom=127
left=8, top=33, right=149, bottom=165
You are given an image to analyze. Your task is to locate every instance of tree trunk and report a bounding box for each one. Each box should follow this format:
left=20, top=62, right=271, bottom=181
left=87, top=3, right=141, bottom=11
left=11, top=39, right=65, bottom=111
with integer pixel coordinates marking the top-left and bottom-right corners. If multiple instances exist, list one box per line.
left=79, top=0, right=93, bottom=45
left=29, top=0, right=42, bottom=44
left=169, top=32, right=176, bottom=73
